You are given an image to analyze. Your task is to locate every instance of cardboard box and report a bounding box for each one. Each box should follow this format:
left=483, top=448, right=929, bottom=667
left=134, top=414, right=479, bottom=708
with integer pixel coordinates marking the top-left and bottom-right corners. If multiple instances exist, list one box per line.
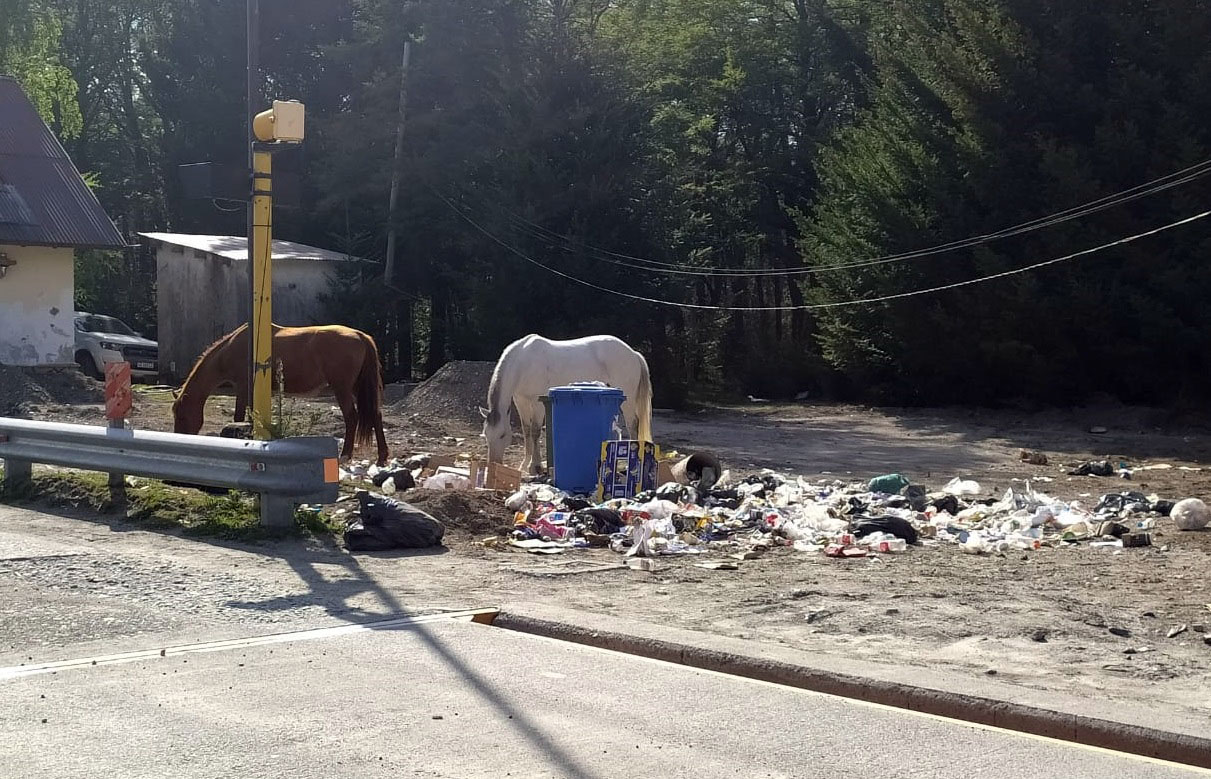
left=598, top=440, right=660, bottom=500
left=468, top=459, right=524, bottom=492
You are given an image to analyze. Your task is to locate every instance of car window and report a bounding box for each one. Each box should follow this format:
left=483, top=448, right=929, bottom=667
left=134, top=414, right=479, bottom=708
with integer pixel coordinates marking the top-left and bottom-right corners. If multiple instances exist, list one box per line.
left=80, top=315, right=136, bottom=336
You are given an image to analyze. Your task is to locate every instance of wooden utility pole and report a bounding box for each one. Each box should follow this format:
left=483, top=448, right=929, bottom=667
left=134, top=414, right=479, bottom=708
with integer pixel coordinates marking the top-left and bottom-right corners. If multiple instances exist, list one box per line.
left=384, top=40, right=412, bottom=286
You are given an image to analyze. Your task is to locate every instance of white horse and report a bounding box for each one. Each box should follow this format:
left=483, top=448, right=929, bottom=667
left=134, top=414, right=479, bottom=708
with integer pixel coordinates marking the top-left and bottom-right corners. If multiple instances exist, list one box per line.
left=480, top=334, right=653, bottom=473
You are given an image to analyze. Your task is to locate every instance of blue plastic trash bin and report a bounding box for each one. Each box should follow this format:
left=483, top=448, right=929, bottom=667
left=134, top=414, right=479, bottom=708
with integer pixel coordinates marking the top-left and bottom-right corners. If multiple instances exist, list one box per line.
left=548, top=383, right=626, bottom=495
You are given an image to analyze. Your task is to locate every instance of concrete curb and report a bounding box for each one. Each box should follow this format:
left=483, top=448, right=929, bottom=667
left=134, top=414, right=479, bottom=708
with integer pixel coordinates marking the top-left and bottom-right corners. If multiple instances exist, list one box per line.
left=491, top=609, right=1211, bottom=770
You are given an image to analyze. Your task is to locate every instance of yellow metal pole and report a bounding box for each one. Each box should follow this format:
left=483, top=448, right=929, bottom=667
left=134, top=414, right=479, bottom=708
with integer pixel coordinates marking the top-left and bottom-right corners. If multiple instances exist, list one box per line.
left=250, top=148, right=273, bottom=439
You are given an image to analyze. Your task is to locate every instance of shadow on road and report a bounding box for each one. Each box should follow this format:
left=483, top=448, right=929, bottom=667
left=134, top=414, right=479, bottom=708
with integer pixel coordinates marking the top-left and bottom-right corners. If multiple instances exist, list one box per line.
left=232, top=541, right=600, bottom=779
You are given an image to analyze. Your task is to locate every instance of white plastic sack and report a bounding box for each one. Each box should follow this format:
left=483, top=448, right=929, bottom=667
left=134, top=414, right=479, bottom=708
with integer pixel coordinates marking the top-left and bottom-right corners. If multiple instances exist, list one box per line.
left=944, top=477, right=981, bottom=497
left=504, top=490, right=530, bottom=512
left=423, top=472, right=471, bottom=490
left=1173, top=498, right=1211, bottom=531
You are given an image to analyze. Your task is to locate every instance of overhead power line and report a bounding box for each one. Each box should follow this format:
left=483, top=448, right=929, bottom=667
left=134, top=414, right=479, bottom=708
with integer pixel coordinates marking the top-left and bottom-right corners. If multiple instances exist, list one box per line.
left=482, top=157, right=1211, bottom=277
left=438, top=192, right=1211, bottom=312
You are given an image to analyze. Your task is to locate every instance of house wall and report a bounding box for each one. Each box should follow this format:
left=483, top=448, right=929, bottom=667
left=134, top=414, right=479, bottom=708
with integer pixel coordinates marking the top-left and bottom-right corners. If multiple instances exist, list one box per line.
left=155, top=246, right=336, bottom=381
left=0, top=244, right=75, bottom=366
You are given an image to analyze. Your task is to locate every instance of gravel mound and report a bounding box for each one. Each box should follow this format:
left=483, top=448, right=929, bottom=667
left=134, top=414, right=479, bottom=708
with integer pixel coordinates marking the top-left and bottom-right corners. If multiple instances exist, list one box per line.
left=0, top=366, right=103, bottom=416
left=393, top=360, right=496, bottom=426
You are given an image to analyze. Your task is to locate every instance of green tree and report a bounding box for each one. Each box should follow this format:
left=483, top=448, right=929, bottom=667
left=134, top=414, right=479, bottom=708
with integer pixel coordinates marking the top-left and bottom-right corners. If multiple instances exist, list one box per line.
left=0, top=4, right=82, bottom=138
left=598, top=0, right=867, bottom=396
left=800, top=0, right=1211, bottom=404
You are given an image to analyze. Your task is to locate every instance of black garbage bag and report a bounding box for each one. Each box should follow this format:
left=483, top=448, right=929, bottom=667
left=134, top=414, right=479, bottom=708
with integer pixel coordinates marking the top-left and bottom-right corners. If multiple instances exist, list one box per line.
left=850, top=515, right=919, bottom=544
left=1095, top=491, right=1151, bottom=514
left=345, top=491, right=445, bottom=551
left=656, top=483, right=700, bottom=505
left=371, top=468, right=416, bottom=490
left=576, top=508, right=623, bottom=534
left=1068, top=461, right=1115, bottom=477
left=841, top=496, right=870, bottom=516
left=401, top=454, right=430, bottom=470
left=901, top=485, right=929, bottom=512
left=930, top=494, right=960, bottom=515
left=656, top=483, right=683, bottom=501
left=1152, top=498, right=1176, bottom=516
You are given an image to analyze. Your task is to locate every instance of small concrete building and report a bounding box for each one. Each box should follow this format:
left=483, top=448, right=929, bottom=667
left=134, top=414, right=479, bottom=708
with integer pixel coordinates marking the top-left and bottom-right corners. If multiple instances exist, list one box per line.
left=0, top=77, right=126, bottom=366
left=140, top=232, right=364, bottom=380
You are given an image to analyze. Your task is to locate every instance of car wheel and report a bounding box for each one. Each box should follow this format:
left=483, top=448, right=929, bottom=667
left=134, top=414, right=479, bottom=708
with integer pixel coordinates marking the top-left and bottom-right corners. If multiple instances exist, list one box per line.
left=77, top=352, right=101, bottom=380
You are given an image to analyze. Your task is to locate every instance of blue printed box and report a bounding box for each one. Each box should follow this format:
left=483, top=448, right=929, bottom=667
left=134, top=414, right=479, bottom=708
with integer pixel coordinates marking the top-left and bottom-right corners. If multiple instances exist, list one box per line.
left=598, top=440, right=659, bottom=500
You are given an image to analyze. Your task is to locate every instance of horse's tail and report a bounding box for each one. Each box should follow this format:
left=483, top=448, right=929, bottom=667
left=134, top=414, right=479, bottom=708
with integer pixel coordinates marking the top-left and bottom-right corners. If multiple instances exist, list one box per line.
left=353, top=332, right=384, bottom=448
left=636, top=353, right=653, bottom=444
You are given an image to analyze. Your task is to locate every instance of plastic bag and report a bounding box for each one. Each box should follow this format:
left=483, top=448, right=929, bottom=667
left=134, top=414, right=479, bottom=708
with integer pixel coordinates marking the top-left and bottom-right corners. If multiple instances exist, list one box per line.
left=850, top=515, right=918, bottom=544
left=868, top=473, right=911, bottom=494
left=345, top=491, right=445, bottom=551
left=423, top=472, right=471, bottom=490
left=943, top=477, right=981, bottom=497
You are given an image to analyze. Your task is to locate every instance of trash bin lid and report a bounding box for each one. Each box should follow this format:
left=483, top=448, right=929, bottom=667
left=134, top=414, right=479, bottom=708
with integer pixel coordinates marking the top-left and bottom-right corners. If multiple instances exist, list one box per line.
left=548, top=383, right=625, bottom=399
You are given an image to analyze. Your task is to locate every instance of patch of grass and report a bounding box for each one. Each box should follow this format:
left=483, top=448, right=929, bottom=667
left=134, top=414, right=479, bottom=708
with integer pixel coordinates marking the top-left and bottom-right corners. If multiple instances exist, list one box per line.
left=3, top=467, right=342, bottom=542
left=26, top=471, right=112, bottom=509
left=295, top=505, right=346, bottom=536
left=128, top=483, right=261, bottom=538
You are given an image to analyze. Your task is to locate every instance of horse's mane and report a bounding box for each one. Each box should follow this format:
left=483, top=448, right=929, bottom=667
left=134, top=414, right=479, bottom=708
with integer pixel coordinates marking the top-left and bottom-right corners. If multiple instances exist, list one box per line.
left=180, top=326, right=241, bottom=392
left=485, top=354, right=507, bottom=425
left=486, top=335, right=529, bottom=425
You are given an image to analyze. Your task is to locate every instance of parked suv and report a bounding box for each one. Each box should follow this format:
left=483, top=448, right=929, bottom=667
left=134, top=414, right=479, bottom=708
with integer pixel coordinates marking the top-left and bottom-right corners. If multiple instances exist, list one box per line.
left=73, top=312, right=159, bottom=381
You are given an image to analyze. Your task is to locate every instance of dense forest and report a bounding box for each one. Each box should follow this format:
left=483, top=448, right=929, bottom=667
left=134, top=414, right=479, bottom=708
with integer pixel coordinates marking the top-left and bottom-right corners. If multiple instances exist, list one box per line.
left=5, top=0, right=1211, bottom=406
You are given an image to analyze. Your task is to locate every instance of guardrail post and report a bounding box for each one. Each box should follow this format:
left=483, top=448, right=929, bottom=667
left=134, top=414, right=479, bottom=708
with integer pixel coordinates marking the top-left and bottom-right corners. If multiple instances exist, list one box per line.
left=106, top=418, right=126, bottom=507
left=260, top=494, right=295, bottom=529
left=1, top=457, right=32, bottom=497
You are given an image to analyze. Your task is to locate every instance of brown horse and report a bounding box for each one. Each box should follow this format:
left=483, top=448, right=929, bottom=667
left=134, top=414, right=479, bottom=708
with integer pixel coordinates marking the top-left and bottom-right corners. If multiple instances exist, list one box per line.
left=171, top=323, right=389, bottom=464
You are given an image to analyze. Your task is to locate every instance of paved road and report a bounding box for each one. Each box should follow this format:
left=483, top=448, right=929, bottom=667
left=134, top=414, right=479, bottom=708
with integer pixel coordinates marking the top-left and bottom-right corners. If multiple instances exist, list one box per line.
left=0, top=617, right=1204, bottom=779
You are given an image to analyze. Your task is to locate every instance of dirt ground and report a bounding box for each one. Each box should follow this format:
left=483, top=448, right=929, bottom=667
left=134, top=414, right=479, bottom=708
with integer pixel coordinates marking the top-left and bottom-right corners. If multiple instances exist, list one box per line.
left=15, top=371, right=1211, bottom=717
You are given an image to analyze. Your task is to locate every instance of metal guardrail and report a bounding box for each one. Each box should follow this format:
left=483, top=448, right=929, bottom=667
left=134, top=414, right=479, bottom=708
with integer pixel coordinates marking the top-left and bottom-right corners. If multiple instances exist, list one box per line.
left=0, top=417, right=340, bottom=528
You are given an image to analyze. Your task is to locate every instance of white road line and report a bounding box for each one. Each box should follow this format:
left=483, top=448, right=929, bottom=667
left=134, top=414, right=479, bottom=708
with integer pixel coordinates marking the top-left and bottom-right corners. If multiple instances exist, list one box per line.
left=0, top=608, right=498, bottom=681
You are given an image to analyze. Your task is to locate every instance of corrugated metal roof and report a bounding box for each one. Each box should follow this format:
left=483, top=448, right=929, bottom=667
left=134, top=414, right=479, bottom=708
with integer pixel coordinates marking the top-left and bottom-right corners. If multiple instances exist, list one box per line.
left=0, top=77, right=126, bottom=249
left=138, top=232, right=367, bottom=264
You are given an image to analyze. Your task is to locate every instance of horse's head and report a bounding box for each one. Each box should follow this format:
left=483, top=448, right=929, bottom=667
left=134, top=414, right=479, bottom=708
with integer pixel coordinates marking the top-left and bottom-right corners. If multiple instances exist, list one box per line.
left=480, top=406, right=509, bottom=463
left=171, top=390, right=203, bottom=435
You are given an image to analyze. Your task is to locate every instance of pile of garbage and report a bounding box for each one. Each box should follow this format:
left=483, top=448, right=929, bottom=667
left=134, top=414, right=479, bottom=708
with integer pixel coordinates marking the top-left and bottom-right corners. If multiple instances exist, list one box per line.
left=341, top=457, right=467, bottom=494
left=496, top=469, right=1182, bottom=560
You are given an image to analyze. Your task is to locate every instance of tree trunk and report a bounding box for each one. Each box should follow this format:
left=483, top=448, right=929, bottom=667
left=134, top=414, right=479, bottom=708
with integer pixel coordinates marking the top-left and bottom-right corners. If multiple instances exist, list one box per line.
left=426, top=287, right=448, bottom=376
left=396, top=298, right=413, bottom=381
